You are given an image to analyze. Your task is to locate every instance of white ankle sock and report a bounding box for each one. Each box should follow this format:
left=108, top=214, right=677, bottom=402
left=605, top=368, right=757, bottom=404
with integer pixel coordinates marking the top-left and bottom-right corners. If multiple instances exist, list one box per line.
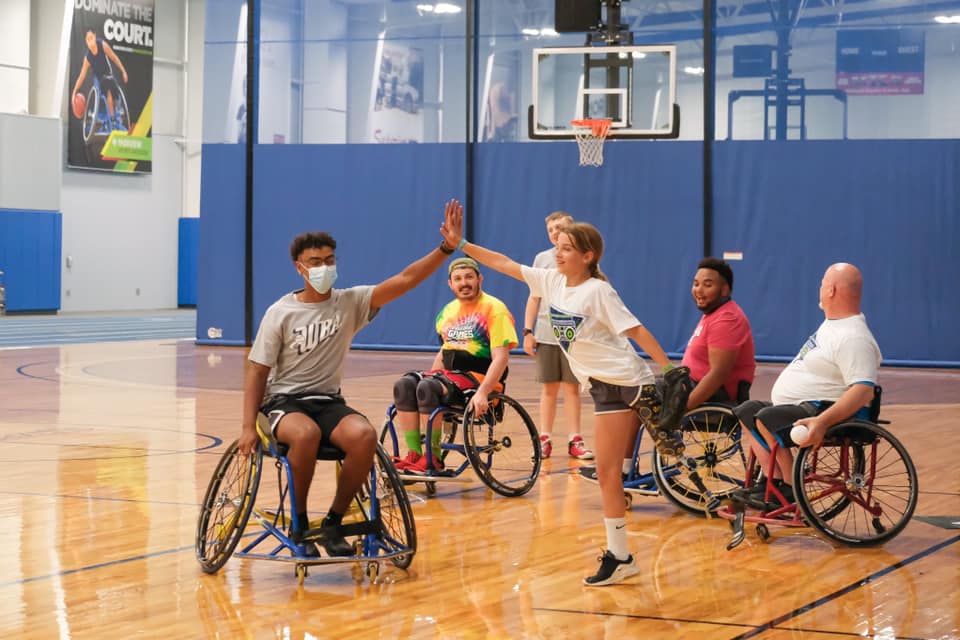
left=604, top=517, right=629, bottom=560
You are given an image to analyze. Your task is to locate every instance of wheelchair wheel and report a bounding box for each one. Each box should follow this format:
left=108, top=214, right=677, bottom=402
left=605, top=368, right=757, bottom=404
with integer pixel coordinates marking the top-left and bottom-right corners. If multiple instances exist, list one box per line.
left=82, top=86, right=99, bottom=142
left=463, top=392, right=541, bottom=497
left=370, top=444, right=417, bottom=568
left=652, top=405, right=745, bottom=516
left=794, top=421, right=918, bottom=546
left=115, top=86, right=131, bottom=131
left=196, top=439, right=262, bottom=573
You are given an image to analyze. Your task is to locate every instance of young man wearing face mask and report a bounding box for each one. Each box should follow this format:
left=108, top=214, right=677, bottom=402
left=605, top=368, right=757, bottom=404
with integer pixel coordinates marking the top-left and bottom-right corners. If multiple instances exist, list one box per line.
left=391, top=256, right=518, bottom=473
left=237, top=201, right=459, bottom=558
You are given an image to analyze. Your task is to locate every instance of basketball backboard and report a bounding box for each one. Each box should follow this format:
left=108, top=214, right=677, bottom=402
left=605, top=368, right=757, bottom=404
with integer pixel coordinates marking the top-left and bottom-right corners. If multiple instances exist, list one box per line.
left=529, top=45, right=679, bottom=139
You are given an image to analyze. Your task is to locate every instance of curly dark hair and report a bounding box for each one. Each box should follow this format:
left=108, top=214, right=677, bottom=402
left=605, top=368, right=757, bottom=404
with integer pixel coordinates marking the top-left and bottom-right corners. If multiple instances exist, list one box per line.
left=697, top=256, right=733, bottom=291
left=289, top=231, right=336, bottom=262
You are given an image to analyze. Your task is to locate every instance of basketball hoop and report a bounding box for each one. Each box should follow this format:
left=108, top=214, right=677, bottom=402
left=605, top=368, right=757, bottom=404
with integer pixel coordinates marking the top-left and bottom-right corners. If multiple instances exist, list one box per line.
left=571, top=119, right=613, bottom=167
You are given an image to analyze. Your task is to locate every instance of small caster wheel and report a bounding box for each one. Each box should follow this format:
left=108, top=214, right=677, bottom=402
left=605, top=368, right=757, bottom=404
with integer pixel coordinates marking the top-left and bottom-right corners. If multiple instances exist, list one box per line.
left=624, top=492, right=633, bottom=509
left=426, top=482, right=437, bottom=497
left=367, top=562, right=379, bottom=582
left=351, top=562, right=364, bottom=583
left=756, top=523, right=770, bottom=541
left=295, top=564, right=308, bottom=584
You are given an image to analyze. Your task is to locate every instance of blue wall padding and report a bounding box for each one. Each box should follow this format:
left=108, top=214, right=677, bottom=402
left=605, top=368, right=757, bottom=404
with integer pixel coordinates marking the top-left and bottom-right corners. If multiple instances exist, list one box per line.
left=250, top=143, right=468, bottom=348
left=197, top=144, right=247, bottom=344
left=472, top=141, right=705, bottom=355
left=178, top=217, right=199, bottom=306
left=0, top=209, right=61, bottom=312
left=196, top=139, right=959, bottom=365
left=713, top=140, right=960, bottom=363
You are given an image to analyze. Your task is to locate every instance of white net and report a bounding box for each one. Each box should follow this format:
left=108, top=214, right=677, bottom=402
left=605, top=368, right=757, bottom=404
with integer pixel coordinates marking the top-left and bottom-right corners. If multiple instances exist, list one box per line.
left=571, top=119, right=612, bottom=167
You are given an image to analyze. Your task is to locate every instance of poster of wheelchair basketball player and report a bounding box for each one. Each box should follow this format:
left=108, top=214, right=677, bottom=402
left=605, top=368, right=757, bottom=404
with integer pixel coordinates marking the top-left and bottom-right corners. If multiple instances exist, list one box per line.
left=67, top=0, right=155, bottom=173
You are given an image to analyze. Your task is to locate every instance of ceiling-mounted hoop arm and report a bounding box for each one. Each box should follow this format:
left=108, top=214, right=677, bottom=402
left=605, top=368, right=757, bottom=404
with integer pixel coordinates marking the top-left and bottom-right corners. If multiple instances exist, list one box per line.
left=527, top=104, right=681, bottom=140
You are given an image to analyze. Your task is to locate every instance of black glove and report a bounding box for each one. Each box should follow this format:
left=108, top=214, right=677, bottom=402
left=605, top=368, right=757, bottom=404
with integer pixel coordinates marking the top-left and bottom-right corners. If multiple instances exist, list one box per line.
left=659, top=365, right=693, bottom=433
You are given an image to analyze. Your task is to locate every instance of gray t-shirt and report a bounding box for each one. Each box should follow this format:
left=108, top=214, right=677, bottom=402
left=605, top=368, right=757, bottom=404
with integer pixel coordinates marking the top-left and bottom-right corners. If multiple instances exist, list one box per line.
left=531, top=247, right=558, bottom=345
left=249, top=286, right=377, bottom=397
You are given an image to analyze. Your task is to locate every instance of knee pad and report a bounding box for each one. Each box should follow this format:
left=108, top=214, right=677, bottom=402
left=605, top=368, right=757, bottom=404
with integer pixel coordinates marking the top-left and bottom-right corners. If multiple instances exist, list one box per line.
left=393, top=374, right=420, bottom=412
left=415, top=377, right=446, bottom=415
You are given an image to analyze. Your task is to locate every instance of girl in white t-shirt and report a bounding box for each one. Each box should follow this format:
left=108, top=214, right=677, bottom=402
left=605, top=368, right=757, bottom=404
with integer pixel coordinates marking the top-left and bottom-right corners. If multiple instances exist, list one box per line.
left=442, top=202, right=675, bottom=586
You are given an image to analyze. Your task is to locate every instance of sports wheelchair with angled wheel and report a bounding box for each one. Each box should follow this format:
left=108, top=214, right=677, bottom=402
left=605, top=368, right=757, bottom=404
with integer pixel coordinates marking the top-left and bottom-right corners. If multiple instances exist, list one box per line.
left=719, top=387, right=918, bottom=549
left=196, top=413, right=416, bottom=584
left=580, top=401, right=747, bottom=516
left=380, top=372, right=541, bottom=498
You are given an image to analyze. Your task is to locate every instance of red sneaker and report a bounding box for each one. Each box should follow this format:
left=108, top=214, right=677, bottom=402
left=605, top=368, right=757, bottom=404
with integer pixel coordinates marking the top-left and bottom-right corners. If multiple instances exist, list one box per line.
left=406, top=451, right=444, bottom=474
left=394, top=450, right=421, bottom=471
left=539, top=435, right=553, bottom=459
left=568, top=436, right=594, bottom=460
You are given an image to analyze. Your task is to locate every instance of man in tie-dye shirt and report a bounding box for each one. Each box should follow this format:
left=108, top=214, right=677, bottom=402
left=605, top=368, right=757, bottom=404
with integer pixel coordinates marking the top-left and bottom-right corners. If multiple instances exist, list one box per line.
left=392, top=257, right=519, bottom=473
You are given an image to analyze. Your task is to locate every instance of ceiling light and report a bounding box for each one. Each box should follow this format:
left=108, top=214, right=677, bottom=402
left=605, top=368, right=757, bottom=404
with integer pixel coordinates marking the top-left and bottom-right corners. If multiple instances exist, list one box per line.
left=540, top=28, right=558, bottom=37
left=934, top=15, right=960, bottom=23
left=522, top=28, right=540, bottom=36
left=433, top=3, right=462, bottom=14
left=684, top=66, right=705, bottom=75
left=416, top=4, right=434, bottom=12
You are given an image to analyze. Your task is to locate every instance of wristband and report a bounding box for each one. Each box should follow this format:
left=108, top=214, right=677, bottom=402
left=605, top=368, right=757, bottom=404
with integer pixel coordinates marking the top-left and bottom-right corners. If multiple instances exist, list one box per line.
left=523, top=328, right=533, bottom=336
left=457, top=237, right=467, bottom=250
left=663, top=363, right=675, bottom=373
left=439, top=241, right=454, bottom=255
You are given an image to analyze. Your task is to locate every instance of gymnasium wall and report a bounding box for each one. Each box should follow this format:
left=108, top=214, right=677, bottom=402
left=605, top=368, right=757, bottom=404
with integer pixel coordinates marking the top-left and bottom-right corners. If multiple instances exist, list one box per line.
left=197, top=0, right=960, bottom=365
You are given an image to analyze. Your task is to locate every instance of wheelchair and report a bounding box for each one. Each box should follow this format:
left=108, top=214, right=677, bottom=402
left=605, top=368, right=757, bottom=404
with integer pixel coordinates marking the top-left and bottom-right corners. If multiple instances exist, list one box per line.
left=379, top=379, right=541, bottom=498
left=719, top=387, right=918, bottom=549
left=82, top=74, right=130, bottom=142
left=195, top=413, right=416, bottom=584
left=580, top=402, right=746, bottom=516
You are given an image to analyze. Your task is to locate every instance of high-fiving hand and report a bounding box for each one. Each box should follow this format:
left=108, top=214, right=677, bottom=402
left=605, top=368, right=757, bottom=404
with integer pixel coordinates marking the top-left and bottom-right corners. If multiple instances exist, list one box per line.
left=441, top=199, right=463, bottom=249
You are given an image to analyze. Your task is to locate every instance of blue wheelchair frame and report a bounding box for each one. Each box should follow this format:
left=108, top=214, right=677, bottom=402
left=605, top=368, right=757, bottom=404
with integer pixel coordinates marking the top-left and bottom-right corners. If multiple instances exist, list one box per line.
left=196, top=414, right=416, bottom=583
left=82, top=74, right=130, bottom=142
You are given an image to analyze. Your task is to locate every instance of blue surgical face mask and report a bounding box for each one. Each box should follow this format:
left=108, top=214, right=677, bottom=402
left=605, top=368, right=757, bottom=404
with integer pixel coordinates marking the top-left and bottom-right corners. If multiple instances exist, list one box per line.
left=304, top=264, right=337, bottom=294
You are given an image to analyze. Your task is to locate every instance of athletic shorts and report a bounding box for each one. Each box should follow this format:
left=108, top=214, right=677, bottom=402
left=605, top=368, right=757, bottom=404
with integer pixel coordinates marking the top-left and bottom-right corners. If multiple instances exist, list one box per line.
left=534, top=343, right=578, bottom=384
left=261, top=393, right=363, bottom=446
left=734, top=400, right=819, bottom=447
left=588, top=378, right=660, bottom=415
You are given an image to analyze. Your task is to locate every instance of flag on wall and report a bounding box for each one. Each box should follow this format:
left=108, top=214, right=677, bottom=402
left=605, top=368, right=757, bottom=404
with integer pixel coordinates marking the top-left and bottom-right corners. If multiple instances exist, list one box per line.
left=67, top=0, right=155, bottom=173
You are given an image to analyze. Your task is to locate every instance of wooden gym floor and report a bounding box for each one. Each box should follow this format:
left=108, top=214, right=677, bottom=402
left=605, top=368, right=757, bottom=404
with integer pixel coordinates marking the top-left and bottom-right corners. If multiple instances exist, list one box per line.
left=0, top=339, right=957, bottom=639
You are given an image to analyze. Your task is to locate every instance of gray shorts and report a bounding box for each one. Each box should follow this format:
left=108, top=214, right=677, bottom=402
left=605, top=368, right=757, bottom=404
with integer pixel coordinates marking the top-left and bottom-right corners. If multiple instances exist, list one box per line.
left=588, top=378, right=660, bottom=415
left=535, top=343, right=578, bottom=384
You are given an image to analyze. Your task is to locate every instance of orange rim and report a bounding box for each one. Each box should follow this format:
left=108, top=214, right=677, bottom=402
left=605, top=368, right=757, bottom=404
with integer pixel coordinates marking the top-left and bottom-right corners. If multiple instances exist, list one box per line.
left=571, top=118, right=612, bottom=137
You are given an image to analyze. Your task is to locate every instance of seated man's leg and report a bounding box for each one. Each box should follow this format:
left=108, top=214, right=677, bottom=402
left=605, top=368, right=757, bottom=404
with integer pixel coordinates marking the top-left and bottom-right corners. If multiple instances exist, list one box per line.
left=324, top=411, right=377, bottom=556
left=274, top=412, right=323, bottom=522
left=392, top=374, right=424, bottom=468
left=733, top=400, right=774, bottom=478
left=753, top=403, right=818, bottom=501
left=407, top=377, right=447, bottom=473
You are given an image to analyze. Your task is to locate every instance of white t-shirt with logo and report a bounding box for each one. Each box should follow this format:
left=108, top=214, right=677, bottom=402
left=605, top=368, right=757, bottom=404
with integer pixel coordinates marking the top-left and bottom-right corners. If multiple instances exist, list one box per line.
left=771, top=313, right=881, bottom=405
left=249, top=286, right=377, bottom=397
left=531, top=247, right=558, bottom=345
left=521, top=265, right=654, bottom=388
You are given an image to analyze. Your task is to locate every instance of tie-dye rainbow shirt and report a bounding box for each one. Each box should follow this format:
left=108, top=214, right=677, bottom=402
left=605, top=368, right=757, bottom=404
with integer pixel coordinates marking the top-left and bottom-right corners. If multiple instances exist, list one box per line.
left=435, top=292, right=518, bottom=360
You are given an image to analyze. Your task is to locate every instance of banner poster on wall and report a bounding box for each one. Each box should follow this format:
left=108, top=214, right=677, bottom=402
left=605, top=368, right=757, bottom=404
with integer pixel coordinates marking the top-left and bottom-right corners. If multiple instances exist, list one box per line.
left=836, top=29, right=924, bottom=96
left=480, top=52, right=520, bottom=142
left=67, top=0, right=155, bottom=172
left=369, top=43, right=425, bottom=143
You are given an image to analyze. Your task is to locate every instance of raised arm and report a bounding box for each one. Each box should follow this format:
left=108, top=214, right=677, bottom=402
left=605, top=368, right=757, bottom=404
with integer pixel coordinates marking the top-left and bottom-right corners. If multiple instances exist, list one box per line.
left=369, top=199, right=459, bottom=309
left=440, top=200, right=525, bottom=282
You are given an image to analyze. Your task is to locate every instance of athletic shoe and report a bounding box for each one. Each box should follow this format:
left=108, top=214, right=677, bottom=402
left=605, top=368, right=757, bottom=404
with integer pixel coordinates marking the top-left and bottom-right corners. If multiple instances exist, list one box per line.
left=289, top=529, right=320, bottom=558
left=578, top=466, right=628, bottom=483
left=583, top=550, right=641, bottom=586
left=406, top=451, right=444, bottom=474
left=568, top=436, right=594, bottom=460
left=317, top=525, right=354, bottom=557
left=394, top=450, right=421, bottom=471
left=539, top=435, right=553, bottom=459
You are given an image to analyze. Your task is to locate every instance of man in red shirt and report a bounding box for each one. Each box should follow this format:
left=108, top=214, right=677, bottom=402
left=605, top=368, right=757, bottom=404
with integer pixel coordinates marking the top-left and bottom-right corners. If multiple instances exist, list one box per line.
left=682, top=257, right=755, bottom=407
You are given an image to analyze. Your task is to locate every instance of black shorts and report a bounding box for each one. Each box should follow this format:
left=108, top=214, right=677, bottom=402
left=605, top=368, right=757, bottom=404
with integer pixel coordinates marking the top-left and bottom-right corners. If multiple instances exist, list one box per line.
left=261, top=393, right=364, bottom=447
left=734, top=400, right=820, bottom=447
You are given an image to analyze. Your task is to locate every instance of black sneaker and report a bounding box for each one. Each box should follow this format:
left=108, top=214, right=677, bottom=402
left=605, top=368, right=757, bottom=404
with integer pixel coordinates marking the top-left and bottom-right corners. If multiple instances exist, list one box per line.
left=317, top=517, right=354, bottom=557
left=578, top=466, right=630, bottom=483
left=583, top=550, right=641, bottom=587
left=289, top=529, right=321, bottom=558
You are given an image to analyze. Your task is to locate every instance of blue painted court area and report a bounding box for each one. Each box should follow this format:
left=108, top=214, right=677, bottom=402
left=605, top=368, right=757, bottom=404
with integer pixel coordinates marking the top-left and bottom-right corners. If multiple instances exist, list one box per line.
left=0, top=310, right=196, bottom=347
